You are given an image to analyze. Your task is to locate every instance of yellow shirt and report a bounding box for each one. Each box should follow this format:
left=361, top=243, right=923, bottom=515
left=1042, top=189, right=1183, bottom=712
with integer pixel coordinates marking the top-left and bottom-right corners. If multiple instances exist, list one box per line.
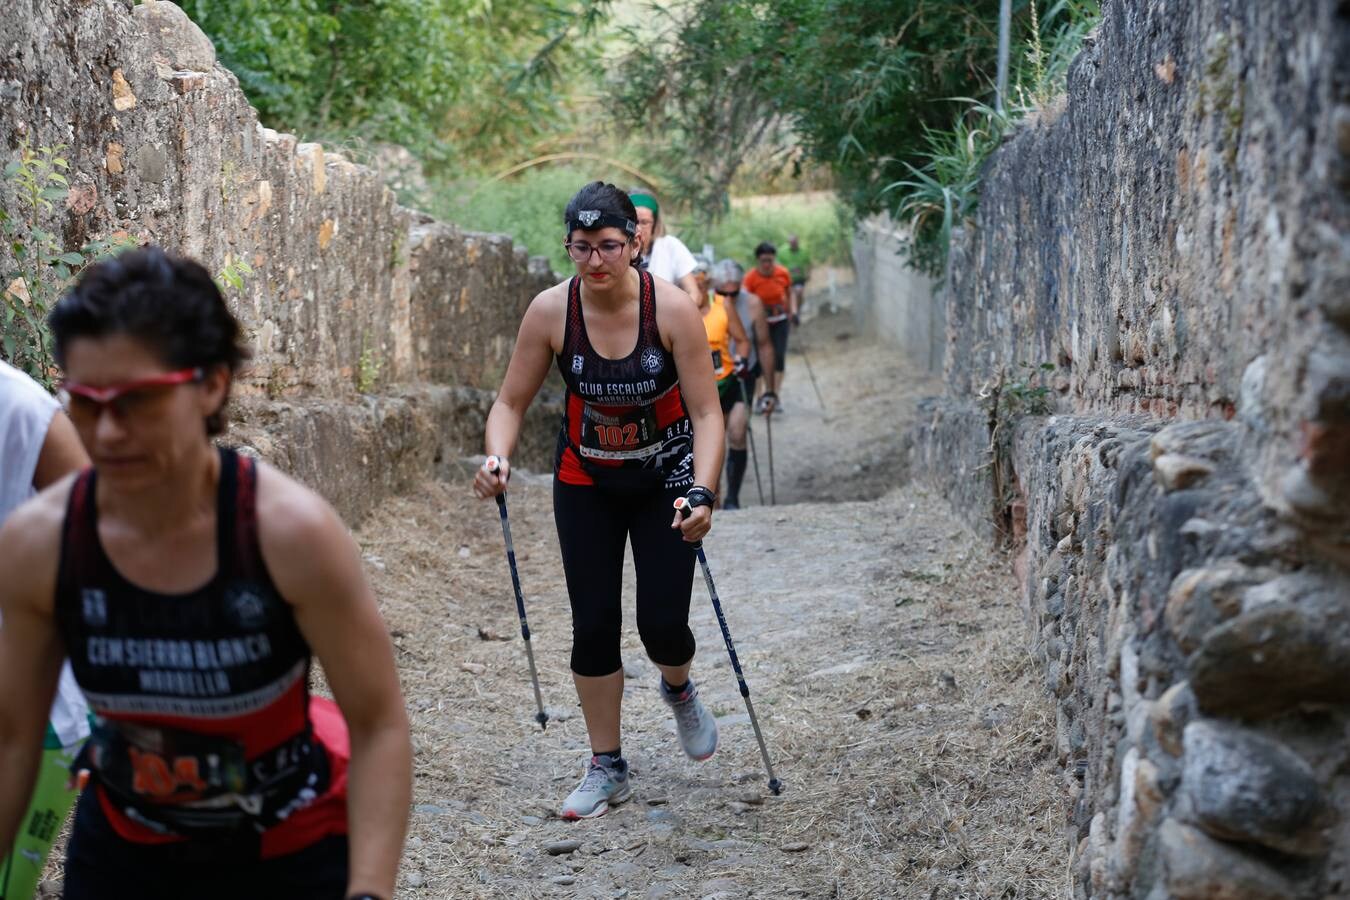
left=702, top=294, right=734, bottom=381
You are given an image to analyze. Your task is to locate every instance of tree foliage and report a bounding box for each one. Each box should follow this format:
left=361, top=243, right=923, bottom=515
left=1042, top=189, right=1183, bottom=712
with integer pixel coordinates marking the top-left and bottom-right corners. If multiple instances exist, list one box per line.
left=613, top=0, right=1098, bottom=269
left=610, top=1, right=794, bottom=224
left=612, top=0, right=1001, bottom=222
left=180, top=0, right=609, bottom=167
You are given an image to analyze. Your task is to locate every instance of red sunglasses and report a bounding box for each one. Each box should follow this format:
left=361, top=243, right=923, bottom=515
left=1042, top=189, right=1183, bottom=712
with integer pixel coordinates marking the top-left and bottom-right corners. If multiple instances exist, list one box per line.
left=61, top=367, right=204, bottom=418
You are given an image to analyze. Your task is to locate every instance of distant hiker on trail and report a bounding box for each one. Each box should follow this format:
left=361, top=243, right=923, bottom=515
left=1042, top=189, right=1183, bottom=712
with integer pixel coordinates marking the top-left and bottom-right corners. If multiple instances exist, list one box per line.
left=629, top=188, right=704, bottom=308
left=708, top=259, right=776, bottom=510
left=474, top=181, right=726, bottom=820
left=779, top=234, right=811, bottom=316
left=691, top=255, right=711, bottom=300
left=0, top=360, right=92, bottom=900
left=0, top=247, right=412, bottom=900
left=742, top=241, right=794, bottom=412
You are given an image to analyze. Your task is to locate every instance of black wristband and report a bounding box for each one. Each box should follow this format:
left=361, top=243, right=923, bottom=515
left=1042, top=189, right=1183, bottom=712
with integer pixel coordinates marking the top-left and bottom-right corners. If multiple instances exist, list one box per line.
left=686, top=485, right=716, bottom=509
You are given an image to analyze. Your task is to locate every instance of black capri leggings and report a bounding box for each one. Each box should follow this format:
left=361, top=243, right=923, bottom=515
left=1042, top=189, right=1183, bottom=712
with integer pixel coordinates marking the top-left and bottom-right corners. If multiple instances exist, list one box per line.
left=554, top=479, right=697, bottom=677
left=769, top=319, right=790, bottom=373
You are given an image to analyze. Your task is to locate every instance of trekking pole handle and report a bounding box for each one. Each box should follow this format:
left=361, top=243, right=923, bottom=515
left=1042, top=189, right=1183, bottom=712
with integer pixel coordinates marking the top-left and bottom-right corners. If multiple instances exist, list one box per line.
left=485, top=455, right=508, bottom=505
left=672, top=497, right=702, bottom=549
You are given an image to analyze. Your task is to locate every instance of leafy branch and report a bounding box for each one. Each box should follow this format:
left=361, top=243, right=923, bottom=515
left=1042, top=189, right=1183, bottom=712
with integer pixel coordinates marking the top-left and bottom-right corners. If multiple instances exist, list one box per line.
left=1, top=139, right=135, bottom=387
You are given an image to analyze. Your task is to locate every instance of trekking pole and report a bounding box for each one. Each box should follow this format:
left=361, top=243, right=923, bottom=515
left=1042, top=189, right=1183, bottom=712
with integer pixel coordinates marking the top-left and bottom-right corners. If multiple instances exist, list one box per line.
left=797, top=340, right=827, bottom=412
left=674, top=498, right=783, bottom=795
left=765, top=409, right=776, bottom=506
left=485, top=456, right=548, bottom=731
left=737, top=377, right=765, bottom=506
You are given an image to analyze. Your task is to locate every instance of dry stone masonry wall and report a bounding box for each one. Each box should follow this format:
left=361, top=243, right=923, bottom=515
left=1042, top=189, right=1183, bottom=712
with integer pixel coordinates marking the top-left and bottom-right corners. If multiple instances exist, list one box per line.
left=909, top=0, right=1349, bottom=897
left=1, top=0, right=559, bottom=521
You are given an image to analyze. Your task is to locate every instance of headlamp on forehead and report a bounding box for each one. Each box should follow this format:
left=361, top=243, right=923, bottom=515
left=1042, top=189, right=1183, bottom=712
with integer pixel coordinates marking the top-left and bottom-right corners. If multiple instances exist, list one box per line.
left=567, top=209, right=637, bottom=237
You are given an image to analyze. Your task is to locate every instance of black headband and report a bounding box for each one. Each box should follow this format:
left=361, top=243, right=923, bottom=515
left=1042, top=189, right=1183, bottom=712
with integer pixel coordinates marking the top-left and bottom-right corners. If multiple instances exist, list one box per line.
left=567, top=210, right=637, bottom=237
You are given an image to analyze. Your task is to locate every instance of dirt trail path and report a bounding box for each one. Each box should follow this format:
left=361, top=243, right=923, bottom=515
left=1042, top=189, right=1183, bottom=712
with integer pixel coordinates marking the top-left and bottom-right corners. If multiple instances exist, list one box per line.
left=357, top=314, right=1064, bottom=899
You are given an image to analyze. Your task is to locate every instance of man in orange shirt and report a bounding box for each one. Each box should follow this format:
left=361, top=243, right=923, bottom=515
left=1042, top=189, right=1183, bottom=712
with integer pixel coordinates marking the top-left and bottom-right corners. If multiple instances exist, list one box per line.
left=742, top=241, right=795, bottom=410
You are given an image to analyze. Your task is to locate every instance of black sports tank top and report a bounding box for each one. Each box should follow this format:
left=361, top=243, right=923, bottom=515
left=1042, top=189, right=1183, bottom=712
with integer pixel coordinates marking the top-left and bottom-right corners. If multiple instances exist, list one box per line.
left=55, top=448, right=336, bottom=840
left=554, top=269, right=694, bottom=490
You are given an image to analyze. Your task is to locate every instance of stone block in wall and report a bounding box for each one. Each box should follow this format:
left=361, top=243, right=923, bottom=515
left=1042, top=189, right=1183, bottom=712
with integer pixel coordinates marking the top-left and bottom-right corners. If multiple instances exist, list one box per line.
left=1158, top=818, right=1309, bottom=900
left=1178, top=720, right=1330, bottom=858
left=1188, top=576, right=1350, bottom=719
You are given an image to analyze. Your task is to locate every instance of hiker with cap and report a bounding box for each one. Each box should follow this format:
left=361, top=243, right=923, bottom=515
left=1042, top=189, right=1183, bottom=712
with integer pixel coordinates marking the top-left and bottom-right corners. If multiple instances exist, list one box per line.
left=628, top=189, right=703, bottom=308
left=705, top=259, right=775, bottom=509
left=474, top=181, right=726, bottom=819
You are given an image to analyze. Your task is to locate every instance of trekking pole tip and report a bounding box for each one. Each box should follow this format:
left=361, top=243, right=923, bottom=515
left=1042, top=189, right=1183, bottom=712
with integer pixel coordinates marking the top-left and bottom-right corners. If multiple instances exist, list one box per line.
left=536, top=711, right=549, bottom=730
left=769, top=777, right=783, bottom=795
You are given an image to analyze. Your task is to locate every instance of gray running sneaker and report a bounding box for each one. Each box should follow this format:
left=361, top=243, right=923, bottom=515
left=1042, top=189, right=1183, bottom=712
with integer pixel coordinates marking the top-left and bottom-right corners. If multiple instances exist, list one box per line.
left=560, top=756, right=632, bottom=820
left=660, top=678, right=719, bottom=761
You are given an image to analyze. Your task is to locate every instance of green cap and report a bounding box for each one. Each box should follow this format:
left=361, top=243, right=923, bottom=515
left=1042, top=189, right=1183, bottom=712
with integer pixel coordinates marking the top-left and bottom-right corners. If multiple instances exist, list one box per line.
left=629, top=192, right=659, bottom=217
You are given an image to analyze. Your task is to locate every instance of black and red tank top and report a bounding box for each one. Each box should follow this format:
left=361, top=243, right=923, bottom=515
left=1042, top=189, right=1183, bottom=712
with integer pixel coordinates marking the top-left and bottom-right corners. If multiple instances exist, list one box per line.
left=555, top=269, right=695, bottom=490
left=55, top=448, right=349, bottom=858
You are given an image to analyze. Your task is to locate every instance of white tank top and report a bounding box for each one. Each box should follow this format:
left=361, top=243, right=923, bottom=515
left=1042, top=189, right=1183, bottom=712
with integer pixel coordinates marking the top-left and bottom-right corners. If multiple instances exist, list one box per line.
left=0, top=360, right=91, bottom=746
left=0, top=360, right=58, bottom=520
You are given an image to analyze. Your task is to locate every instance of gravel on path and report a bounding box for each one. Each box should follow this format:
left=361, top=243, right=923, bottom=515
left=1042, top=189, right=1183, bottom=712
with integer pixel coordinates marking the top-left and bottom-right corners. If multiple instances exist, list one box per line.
left=356, top=316, right=1064, bottom=899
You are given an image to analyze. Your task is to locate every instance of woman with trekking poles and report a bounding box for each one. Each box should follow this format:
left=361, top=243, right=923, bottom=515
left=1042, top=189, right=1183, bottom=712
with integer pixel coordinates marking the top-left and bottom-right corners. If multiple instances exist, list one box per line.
left=706, top=259, right=775, bottom=510
left=474, top=181, right=726, bottom=819
left=0, top=246, right=412, bottom=900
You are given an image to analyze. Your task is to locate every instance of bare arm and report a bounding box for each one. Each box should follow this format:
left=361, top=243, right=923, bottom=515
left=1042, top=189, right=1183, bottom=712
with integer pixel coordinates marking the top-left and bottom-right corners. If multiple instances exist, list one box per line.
left=32, top=409, right=89, bottom=489
left=475, top=285, right=564, bottom=498
left=659, top=282, right=725, bottom=541
left=260, top=472, right=411, bottom=900
left=0, top=495, right=67, bottom=852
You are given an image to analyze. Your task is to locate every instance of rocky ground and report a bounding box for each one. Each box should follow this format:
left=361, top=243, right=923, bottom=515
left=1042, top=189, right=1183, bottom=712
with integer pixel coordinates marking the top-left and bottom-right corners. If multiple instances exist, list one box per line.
left=358, top=312, right=1066, bottom=899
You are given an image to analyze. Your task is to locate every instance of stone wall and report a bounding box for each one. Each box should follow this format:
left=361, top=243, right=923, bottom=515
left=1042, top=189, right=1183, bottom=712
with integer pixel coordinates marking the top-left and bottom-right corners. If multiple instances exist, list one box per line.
left=907, top=0, right=1350, bottom=896
left=1, top=0, right=560, bottom=522
left=851, top=215, right=941, bottom=372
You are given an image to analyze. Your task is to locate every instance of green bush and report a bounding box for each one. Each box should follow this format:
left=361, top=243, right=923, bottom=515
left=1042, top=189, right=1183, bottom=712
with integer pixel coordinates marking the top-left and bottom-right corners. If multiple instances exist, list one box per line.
left=1, top=140, right=135, bottom=387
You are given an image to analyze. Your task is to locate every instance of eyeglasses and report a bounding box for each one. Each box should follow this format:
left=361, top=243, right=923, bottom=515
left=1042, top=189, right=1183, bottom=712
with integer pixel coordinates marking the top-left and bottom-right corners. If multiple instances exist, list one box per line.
left=716, top=286, right=739, bottom=297
left=564, top=239, right=630, bottom=263
left=61, top=367, right=204, bottom=421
